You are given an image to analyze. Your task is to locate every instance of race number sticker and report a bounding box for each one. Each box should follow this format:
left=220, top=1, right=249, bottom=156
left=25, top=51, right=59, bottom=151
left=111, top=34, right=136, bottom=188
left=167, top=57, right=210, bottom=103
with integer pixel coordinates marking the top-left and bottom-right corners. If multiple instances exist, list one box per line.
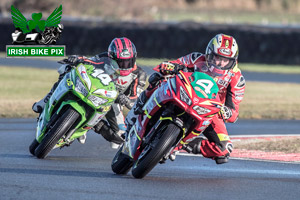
left=91, top=69, right=112, bottom=86
left=195, top=79, right=214, bottom=94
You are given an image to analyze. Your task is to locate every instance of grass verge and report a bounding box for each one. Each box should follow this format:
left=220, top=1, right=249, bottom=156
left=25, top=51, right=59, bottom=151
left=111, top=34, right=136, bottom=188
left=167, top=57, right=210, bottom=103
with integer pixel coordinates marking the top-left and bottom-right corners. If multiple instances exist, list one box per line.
left=0, top=66, right=57, bottom=118
left=137, top=58, right=300, bottom=74
left=234, top=137, right=300, bottom=154
left=1, top=65, right=300, bottom=119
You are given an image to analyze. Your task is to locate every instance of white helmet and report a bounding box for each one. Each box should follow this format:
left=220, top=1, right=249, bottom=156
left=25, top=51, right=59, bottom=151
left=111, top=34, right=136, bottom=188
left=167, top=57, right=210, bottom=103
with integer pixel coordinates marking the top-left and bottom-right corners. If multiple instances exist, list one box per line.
left=205, top=34, right=239, bottom=76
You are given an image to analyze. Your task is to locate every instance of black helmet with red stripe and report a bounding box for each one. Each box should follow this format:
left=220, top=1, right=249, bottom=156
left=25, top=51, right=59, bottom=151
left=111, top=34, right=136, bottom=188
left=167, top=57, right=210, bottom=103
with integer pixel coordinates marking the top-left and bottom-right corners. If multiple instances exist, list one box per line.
left=108, top=37, right=137, bottom=76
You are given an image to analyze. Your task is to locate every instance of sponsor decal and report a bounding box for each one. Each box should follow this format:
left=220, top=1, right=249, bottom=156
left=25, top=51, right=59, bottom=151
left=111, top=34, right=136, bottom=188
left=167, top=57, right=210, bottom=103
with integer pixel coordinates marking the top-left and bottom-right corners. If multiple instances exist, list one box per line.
left=120, top=49, right=131, bottom=58
left=235, top=91, right=244, bottom=97
left=218, top=48, right=231, bottom=56
left=190, top=52, right=202, bottom=64
left=235, top=89, right=245, bottom=94
left=217, top=79, right=229, bottom=87
left=235, top=96, right=243, bottom=101
left=6, top=5, right=65, bottom=57
left=118, top=79, right=128, bottom=85
left=193, top=97, right=199, bottom=104
left=93, top=89, right=118, bottom=98
left=227, top=72, right=234, bottom=77
left=235, top=75, right=246, bottom=88
left=235, top=89, right=244, bottom=100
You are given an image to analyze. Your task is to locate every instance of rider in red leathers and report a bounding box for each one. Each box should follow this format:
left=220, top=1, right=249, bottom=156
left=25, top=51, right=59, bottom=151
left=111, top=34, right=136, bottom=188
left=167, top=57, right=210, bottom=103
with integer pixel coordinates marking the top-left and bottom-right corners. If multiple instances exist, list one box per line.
left=125, top=33, right=245, bottom=164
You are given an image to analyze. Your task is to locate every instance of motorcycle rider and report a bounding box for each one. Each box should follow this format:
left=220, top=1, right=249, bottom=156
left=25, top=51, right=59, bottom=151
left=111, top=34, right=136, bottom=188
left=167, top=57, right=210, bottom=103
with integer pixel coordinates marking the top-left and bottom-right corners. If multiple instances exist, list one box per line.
left=93, top=37, right=146, bottom=148
left=125, top=33, right=245, bottom=164
left=32, top=37, right=146, bottom=146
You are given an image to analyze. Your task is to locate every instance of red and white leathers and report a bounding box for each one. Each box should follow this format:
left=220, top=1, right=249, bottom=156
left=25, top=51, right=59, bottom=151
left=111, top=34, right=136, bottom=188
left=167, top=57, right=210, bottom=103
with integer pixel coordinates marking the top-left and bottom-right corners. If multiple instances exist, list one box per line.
left=147, top=52, right=245, bottom=160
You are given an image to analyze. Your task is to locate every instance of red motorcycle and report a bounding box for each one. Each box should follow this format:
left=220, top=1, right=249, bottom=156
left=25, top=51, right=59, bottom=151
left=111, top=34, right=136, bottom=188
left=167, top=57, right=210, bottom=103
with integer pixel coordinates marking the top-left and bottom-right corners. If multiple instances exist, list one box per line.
left=111, top=62, right=223, bottom=179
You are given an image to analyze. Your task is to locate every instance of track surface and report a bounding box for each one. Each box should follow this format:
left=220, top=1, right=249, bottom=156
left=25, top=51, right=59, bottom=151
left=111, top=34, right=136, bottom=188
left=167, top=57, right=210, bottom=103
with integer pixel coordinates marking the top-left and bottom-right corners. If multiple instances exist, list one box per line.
left=1, top=119, right=300, bottom=200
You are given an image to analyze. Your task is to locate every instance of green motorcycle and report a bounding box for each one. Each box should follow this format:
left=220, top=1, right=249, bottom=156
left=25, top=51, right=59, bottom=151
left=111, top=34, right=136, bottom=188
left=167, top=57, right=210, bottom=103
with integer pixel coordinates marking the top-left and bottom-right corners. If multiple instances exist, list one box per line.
left=29, top=57, right=120, bottom=159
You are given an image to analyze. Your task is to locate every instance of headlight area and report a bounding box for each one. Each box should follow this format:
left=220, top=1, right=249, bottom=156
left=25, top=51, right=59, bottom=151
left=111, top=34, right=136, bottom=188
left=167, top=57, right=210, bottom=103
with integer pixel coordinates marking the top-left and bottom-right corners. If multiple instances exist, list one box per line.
left=180, top=86, right=192, bottom=106
left=75, top=77, right=88, bottom=96
left=88, top=95, right=108, bottom=107
left=74, top=77, right=108, bottom=108
left=193, top=105, right=211, bottom=115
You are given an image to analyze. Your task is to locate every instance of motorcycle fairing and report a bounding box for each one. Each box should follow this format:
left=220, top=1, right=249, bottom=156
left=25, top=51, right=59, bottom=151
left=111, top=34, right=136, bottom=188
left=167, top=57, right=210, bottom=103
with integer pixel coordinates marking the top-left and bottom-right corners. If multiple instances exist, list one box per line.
left=36, top=63, right=118, bottom=146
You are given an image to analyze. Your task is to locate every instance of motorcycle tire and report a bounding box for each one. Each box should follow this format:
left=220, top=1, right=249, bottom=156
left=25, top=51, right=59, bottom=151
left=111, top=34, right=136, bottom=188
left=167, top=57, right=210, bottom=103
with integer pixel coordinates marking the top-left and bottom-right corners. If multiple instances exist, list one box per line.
left=131, top=123, right=180, bottom=179
left=34, top=107, right=80, bottom=159
left=111, top=145, right=133, bottom=175
left=29, top=139, right=39, bottom=156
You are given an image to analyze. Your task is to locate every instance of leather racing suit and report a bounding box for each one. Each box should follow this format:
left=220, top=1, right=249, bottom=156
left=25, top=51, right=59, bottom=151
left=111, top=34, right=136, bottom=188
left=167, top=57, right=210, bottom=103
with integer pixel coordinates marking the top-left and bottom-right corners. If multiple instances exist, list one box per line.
left=92, top=53, right=147, bottom=141
left=126, top=52, right=245, bottom=161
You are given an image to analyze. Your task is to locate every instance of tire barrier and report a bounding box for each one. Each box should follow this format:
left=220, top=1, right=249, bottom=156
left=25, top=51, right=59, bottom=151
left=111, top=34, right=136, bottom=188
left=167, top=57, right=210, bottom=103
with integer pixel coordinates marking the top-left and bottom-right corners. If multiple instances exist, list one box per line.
left=2, top=20, right=300, bottom=65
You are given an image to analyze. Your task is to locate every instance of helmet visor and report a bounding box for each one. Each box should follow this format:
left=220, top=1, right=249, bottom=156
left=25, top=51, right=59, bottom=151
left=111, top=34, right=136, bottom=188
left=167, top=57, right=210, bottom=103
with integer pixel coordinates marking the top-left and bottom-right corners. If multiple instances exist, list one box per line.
left=116, top=57, right=136, bottom=70
left=208, top=52, right=236, bottom=70
left=194, top=61, right=226, bottom=77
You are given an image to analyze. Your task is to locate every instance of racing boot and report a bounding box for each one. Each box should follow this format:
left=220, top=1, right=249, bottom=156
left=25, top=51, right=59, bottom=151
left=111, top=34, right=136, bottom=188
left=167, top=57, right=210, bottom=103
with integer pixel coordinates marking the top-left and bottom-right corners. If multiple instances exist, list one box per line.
left=94, top=120, right=124, bottom=144
left=32, top=91, right=53, bottom=113
left=215, top=156, right=229, bottom=164
left=110, top=130, right=125, bottom=149
left=77, top=133, right=87, bottom=144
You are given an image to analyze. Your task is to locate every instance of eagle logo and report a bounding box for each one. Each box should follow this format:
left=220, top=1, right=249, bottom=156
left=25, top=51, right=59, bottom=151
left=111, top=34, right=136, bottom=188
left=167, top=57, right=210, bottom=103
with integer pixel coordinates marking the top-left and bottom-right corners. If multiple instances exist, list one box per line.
left=11, top=5, right=63, bottom=45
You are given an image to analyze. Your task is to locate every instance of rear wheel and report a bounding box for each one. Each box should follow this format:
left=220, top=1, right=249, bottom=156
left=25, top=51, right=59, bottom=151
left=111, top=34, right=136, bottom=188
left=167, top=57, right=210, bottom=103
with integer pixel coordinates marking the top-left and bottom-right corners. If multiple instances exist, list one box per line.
left=111, top=145, right=133, bottom=175
left=131, top=123, right=181, bottom=179
left=34, top=108, right=80, bottom=159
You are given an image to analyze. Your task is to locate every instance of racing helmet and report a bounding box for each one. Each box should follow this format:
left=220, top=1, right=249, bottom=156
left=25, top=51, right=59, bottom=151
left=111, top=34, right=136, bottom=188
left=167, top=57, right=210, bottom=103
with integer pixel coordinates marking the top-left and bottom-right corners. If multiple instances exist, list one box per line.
left=205, top=34, right=238, bottom=77
left=108, top=37, right=137, bottom=76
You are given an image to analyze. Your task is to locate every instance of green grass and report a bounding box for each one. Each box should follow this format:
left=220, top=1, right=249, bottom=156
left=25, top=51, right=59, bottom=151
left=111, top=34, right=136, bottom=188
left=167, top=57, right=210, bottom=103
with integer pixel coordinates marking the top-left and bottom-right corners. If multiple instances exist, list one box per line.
left=1, top=53, right=299, bottom=74
left=1, top=65, right=300, bottom=119
left=0, top=66, right=57, bottom=118
left=239, top=81, right=300, bottom=120
left=238, top=63, right=300, bottom=74
left=137, top=58, right=300, bottom=74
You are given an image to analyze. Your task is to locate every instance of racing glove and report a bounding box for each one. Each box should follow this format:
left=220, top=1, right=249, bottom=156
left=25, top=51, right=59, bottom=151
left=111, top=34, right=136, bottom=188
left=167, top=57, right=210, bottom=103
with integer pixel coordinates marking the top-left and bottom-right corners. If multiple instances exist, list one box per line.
left=159, top=62, right=186, bottom=75
left=219, top=106, right=233, bottom=120
left=63, top=55, right=86, bottom=66
left=115, top=94, right=132, bottom=109
left=183, top=137, right=203, bottom=154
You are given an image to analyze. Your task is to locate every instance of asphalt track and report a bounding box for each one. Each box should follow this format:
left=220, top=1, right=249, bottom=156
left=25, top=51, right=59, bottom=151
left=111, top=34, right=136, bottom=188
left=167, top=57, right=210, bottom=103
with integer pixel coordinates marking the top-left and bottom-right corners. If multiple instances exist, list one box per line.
left=0, top=118, right=300, bottom=200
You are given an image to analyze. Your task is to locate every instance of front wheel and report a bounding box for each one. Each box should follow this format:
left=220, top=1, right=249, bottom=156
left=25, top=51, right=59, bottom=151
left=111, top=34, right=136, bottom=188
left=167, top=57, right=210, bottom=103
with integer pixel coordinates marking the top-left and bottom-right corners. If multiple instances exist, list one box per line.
left=131, top=123, right=181, bottom=179
left=111, top=145, right=133, bottom=175
left=34, top=107, right=80, bottom=159
left=29, top=139, right=39, bottom=156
